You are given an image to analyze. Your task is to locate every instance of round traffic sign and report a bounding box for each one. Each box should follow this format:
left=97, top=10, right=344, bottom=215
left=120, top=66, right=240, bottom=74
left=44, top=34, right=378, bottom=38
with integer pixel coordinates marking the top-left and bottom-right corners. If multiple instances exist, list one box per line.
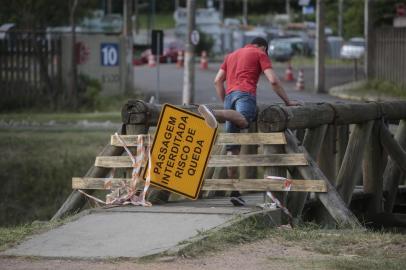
left=190, top=30, right=200, bottom=46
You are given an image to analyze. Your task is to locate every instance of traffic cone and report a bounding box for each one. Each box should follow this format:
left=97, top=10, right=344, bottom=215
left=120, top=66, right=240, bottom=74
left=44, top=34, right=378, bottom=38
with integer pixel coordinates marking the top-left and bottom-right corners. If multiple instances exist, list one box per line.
left=296, top=69, right=305, bottom=91
left=284, top=61, right=295, bottom=81
left=176, top=50, right=184, bottom=68
left=200, top=50, right=208, bottom=70
left=148, top=54, right=156, bottom=67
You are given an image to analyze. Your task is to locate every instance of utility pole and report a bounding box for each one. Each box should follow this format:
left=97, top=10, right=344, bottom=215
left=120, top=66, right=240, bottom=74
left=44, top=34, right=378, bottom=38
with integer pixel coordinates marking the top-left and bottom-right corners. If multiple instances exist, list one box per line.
left=315, top=0, right=326, bottom=93
left=123, top=0, right=134, bottom=93
left=182, top=0, right=196, bottom=104
left=338, top=0, right=343, bottom=37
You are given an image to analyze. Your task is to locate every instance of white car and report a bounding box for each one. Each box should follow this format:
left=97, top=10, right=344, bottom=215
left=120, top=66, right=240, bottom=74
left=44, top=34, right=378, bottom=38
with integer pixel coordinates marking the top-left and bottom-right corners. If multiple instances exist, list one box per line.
left=340, top=37, right=365, bottom=59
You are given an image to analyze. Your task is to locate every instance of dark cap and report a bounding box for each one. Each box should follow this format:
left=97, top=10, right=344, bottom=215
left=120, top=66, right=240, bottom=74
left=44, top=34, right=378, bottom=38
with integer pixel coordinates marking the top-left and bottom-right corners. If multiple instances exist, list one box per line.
left=251, top=37, right=268, bottom=55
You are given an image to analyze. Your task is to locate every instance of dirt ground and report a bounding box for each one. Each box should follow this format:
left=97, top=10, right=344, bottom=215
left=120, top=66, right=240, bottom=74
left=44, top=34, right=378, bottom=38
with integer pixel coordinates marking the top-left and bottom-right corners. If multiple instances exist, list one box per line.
left=0, top=238, right=328, bottom=270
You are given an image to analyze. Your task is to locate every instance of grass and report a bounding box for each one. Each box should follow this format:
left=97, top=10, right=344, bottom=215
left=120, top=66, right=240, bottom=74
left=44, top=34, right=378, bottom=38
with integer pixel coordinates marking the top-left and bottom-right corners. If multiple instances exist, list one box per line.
left=0, top=129, right=112, bottom=226
left=177, top=218, right=406, bottom=269
left=0, top=112, right=121, bottom=124
left=356, top=80, right=406, bottom=99
left=0, top=216, right=77, bottom=252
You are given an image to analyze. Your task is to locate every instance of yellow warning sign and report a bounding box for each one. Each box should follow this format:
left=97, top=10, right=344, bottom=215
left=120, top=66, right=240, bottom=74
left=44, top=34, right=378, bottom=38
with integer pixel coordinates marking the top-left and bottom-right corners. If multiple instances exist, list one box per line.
left=146, top=104, right=217, bottom=199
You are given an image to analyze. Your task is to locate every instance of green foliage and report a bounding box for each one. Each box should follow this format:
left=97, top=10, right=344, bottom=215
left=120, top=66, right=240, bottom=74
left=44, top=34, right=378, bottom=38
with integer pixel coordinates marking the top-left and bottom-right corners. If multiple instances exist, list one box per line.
left=0, top=0, right=98, bottom=29
left=194, top=30, right=214, bottom=55
left=77, top=74, right=102, bottom=111
left=0, top=130, right=111, bottom=226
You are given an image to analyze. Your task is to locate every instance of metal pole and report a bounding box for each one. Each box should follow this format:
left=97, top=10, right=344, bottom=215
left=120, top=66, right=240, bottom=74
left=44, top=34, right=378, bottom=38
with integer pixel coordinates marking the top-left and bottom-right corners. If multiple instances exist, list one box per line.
left=219, top=0, right=224, bottom=22
left=338, top=0, right=343, bottom=37
left=315, top=0, right=326, bottom=93
left=156, top=33, right=160, bottom=103
left=286, top=0, right=291, bottom=22
left=364, top=0, right=371, bottom=78
left=182, top=0, right=196, bottom=104
left=242, top=0, right=248, bottom=26
left=123, top=0, right=134, bottom=93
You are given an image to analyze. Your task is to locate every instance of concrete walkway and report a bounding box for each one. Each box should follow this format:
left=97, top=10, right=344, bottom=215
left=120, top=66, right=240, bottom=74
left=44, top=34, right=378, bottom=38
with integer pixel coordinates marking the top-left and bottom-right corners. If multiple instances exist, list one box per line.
left=2, top=195, right=280, bottom=259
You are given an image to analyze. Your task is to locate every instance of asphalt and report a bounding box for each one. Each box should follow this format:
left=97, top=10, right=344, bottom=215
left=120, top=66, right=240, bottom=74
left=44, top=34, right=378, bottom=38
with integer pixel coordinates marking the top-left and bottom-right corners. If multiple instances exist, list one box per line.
left=2, top=195, right=281, bottom=259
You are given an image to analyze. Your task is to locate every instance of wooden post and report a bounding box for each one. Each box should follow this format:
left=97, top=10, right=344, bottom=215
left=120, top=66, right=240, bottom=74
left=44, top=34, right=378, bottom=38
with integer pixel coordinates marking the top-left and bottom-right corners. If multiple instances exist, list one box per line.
left=240, top=122, right=258, bottom=181
left=284, top=131, right=361, bottom=228
left=336, top=125, right=349, bottom=181
left=287, top=125, right=328, bottom=220
left=263, top=143, right=287, bottom=205
left=336, top=121, right=374, bottom=205
left=382, top=120, right=406, bottom=212
left=318, top=125, right=337, bottom=184
left=363, top=120, right=386, bottom=215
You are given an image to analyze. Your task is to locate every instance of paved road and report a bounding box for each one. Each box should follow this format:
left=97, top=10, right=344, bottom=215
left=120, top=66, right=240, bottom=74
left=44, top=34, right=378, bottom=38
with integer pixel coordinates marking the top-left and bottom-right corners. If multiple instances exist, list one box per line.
left=133, top=63, right=355, bottom=105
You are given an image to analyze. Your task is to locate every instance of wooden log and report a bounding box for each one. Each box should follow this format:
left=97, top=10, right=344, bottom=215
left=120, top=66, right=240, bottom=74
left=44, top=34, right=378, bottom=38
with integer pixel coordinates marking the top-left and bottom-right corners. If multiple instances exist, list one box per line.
left=363, top=120, right=386, bottom=215
left=284, top=130, right=361, bottom=227
left=336, top=121, right=374, bottom=205
left=287, top=125, right=328, bottom=219
left=318, top=125, right=337, bottom=184
left=381, top=120, right=406, bottom=212
left=258, top=101, right=406, bottom=132
left=51, top=138, right=124, bottom=221
left=95, top=154, right=308, bottom=168
left=110, top=132, right=286, bottom=147
left=72, top=177, right=327, bottom=192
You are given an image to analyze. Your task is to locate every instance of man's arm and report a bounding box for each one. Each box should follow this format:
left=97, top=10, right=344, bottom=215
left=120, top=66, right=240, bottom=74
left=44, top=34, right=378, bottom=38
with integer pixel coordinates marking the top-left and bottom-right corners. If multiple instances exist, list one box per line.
left=214, top=69, right=226, bottom=102
left=263, top=68, right=300, bottom=106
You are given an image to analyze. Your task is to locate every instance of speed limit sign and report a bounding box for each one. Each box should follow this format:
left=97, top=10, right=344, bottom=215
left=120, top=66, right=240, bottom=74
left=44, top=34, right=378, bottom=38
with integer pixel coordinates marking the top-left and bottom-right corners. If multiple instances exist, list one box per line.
left=190, top=30, right=200, bottom=46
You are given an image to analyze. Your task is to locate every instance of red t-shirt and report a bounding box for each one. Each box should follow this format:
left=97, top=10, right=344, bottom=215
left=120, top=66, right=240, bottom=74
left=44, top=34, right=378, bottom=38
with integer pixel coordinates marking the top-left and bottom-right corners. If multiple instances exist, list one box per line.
left=220, top=44, right=272, bottom=95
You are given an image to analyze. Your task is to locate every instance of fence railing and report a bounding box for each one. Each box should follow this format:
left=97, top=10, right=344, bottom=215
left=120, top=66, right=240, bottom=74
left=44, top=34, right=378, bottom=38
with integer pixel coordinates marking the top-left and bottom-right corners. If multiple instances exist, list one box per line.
left=0, top=30, right=62, bottom=110
left=371, top=27, right=406, bottom=87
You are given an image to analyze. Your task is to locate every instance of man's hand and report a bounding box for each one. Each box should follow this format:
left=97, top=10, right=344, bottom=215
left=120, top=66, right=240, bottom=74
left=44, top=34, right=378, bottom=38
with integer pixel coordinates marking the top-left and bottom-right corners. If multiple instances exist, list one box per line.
left=286, top=100, right=303, bottom=106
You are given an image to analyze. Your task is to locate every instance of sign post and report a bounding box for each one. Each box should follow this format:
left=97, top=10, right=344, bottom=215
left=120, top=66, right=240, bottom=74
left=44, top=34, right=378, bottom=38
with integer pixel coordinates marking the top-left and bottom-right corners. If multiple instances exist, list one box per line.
left=145, top=104, right=217, bottom=199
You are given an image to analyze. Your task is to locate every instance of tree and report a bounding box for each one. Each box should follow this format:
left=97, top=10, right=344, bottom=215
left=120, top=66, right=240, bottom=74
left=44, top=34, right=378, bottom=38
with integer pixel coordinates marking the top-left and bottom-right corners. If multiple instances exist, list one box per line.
left=0, top=0, right=98, bottom=29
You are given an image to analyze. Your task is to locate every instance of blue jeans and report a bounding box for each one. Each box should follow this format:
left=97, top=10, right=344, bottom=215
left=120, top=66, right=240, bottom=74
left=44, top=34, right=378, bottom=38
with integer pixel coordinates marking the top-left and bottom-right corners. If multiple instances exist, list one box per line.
left=224, top=91, right=257, bottom=151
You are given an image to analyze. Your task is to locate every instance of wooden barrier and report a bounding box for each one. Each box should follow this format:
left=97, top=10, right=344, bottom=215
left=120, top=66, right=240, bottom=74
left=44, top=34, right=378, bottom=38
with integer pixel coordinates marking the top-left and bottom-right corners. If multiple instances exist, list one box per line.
left=54, top=100, right=406, bottom=228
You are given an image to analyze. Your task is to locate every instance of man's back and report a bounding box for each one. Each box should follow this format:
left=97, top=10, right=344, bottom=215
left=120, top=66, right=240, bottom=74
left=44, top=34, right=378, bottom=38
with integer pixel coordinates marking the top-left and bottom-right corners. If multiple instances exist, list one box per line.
left=222, top=44, right=271, bottom=95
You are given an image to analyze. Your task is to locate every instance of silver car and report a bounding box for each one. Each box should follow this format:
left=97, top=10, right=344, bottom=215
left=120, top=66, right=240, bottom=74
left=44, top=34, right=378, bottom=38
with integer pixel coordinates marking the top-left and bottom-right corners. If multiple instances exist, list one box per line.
left=340, top=37, right=365, bottom=59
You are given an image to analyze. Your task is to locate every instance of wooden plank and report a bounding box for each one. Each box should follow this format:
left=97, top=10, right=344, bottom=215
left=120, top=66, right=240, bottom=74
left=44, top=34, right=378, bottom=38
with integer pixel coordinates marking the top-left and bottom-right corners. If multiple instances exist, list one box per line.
left=110, top=132, right=286, bottom=147
left=72, top=177, right=327, bottom=192
left=216, top=133, right=286, bottom=145
left=95, top=154, right=308, bottom=168
left=284, top=130, right=361, bottom=228
left=110, top=134, right=152, bottom=146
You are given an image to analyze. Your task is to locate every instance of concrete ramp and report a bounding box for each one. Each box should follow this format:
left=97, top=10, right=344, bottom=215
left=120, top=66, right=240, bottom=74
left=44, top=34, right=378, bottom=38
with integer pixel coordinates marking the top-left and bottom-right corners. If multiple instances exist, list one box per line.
left=2, top=195, right=281, bottom=259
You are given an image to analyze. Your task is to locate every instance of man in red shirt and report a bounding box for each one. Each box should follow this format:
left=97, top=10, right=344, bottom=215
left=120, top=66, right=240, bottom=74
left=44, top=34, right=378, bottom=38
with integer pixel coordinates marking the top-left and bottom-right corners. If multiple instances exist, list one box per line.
left=199, top=37, right=300, bottom=206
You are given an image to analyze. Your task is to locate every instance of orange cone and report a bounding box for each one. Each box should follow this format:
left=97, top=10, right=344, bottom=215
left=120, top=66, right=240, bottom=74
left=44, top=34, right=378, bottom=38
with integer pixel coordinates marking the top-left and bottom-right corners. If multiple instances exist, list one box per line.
left=148, top=54, right=156, bottom=67
left=200, top=50, right=208, bottom=70
left=296, top=69, right=305, bottom=91
left=284, top=62, right=295, bottom=81
left=176, top=50, right=184, bottom=68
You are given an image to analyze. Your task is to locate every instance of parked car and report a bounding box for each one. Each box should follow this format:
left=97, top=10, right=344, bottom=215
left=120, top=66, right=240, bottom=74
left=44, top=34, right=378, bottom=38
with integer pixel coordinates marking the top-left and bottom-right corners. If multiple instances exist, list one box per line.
left=268, top=40, right=294, bottom=62
left=133, top=40, right=184, bottom=66
left=340, top=37, right=365, bottom=59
